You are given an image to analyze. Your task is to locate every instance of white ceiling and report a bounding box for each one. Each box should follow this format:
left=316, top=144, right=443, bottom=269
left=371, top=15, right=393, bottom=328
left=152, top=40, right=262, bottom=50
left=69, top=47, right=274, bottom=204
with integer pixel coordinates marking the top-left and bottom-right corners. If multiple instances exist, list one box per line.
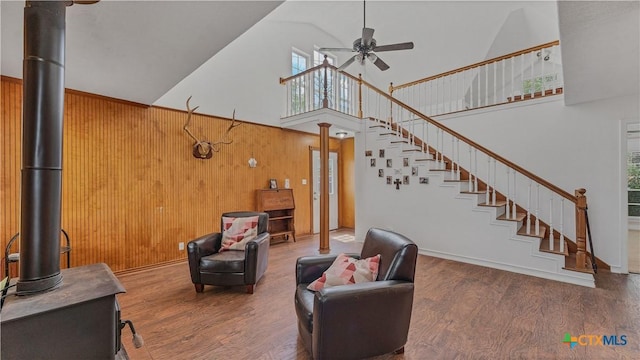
left=1, top=0, right=283, bottom=105
left=1, top=0, right=637, bottom=112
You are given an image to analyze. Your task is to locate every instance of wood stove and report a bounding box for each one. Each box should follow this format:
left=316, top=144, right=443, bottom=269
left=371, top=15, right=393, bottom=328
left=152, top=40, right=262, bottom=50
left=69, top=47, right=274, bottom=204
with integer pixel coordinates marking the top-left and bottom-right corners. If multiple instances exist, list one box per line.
left=1, top=2, right=129, bottom=359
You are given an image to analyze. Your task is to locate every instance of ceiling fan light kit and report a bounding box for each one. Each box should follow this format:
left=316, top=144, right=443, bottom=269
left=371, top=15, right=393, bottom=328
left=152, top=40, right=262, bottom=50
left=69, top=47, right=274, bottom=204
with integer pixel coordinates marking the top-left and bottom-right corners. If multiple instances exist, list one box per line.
left=319, top=0, right=414, bottom=71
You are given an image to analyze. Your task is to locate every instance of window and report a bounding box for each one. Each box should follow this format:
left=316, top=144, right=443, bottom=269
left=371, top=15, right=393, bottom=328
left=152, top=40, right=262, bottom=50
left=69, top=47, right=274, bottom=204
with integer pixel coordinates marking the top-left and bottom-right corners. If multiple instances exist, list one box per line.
left=291, top=50, right=308, bottom=113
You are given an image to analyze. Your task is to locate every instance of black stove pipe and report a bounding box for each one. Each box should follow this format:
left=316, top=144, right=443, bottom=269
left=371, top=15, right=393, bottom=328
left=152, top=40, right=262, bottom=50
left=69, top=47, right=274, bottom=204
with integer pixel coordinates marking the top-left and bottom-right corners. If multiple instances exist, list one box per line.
left=17, top=1, right=67, bottom=295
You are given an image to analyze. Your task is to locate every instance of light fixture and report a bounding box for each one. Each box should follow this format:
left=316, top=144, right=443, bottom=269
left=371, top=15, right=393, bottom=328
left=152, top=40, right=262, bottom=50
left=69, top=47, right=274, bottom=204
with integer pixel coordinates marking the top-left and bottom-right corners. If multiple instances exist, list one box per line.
left=248, top=153, right=257, bottom=168
left=336, top=131, right=348, bottom=139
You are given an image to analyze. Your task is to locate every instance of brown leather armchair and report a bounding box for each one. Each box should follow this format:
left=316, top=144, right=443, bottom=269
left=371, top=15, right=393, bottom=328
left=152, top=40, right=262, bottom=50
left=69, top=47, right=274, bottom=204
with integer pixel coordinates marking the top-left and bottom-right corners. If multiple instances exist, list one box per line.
left=187, top=211, right=269, bottom=294
left=294, top=228, right=418, bottom=360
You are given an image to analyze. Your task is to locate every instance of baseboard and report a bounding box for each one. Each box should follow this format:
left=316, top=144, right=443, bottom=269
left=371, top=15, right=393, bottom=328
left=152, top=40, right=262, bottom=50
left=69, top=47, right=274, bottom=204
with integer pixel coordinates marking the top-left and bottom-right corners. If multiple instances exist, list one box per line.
left=417, top=248, right=595, bottom=288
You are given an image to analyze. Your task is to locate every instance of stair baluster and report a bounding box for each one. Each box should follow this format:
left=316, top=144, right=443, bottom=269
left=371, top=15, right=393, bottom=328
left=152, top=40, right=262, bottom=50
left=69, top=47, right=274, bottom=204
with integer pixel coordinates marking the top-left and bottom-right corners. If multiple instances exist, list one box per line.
left=560, top=198, right=565, bottom=253
left=526, top=180, right=532, bottom=234
left=505, top=168, right=511, bottom=219
left=535, top=183, right=540, bottom=235
left=512, top=172, right=517, bottom=219
left=549, top=197, right=555, bottom=251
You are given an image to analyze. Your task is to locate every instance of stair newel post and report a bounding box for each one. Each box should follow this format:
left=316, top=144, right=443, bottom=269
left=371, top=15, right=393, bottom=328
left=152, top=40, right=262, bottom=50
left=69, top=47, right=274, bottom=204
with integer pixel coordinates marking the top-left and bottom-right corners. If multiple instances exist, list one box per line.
left=541, top=47, right=546, bottom=97
left=575, top=188, right=588, bottom=270
left=535, top=183, right=540, bottom=235
left=526, top=180, right=532, bottom=234
left=504, top=166, right=511, bottom=219
left=549, top=196, right=554, bottom=251
left=357, top=73, right=363, bottom=118
left=322, top=56, right=329, bottom=109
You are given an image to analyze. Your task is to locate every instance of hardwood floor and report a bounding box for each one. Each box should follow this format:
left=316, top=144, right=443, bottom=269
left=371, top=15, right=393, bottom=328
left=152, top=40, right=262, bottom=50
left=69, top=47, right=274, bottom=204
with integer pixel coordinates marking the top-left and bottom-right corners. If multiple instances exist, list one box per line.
left=116, top=229, right=640, bottom=360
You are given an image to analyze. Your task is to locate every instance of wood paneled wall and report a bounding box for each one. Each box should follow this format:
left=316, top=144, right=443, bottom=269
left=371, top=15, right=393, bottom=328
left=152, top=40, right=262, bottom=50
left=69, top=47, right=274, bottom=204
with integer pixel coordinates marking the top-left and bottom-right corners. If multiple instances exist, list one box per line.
left=339, top=138, right=355, bottom=228
left=1, top=77, right=353, bottom=274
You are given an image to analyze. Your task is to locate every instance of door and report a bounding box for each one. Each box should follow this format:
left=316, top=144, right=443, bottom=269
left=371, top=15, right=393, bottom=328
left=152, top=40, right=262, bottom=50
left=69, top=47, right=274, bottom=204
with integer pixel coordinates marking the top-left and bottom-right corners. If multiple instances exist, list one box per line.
left=313, top=150, right=339, bottom=233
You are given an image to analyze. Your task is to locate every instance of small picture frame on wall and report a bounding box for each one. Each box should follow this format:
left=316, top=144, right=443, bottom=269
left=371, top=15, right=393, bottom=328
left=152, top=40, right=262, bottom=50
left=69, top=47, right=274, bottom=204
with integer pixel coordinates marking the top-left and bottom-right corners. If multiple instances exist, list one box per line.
left=386, top=176, right=392, bottom=185
left=403, top=175, right=410, bottom=185
left=386, top=159, right=393, bottom=168
left=412, top=166, right=418, bottom=176
left=378, top=169, right=384, bottom=177
left=403, top=157, right=409, bottom=167
left=269, top=179, right=278, bottom=189
left=379, top=149, right=385, bottom=158
left=370, top=158, right=376, bottom=167
left=365, top=150, right=373, bottom=157
left=419, top=177, right=429, bottom=184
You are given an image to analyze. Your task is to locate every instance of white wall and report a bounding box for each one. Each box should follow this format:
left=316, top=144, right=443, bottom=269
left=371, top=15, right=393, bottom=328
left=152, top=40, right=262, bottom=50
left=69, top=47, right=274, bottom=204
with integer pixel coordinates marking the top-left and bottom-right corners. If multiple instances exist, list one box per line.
left=355, top=94, right=639, bottom=274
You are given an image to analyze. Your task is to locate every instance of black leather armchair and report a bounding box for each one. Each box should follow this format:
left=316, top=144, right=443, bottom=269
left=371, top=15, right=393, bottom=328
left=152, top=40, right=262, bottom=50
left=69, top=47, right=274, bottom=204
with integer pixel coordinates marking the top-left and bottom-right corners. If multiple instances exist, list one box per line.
left=187, top=211, right=269, bottom=294
left=294, top=228, right=418, bottom=360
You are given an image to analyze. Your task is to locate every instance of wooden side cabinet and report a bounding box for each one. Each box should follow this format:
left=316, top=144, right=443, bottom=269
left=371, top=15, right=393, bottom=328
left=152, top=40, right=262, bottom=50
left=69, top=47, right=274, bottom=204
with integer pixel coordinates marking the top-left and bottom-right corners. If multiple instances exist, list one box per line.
left=256, top=189, right=295, bottom=244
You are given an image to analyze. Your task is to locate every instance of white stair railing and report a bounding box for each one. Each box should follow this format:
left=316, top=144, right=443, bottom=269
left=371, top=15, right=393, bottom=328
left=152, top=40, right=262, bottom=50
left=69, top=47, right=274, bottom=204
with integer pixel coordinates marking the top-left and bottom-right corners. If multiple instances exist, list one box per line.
left=389, top=41, right=563, bottom=117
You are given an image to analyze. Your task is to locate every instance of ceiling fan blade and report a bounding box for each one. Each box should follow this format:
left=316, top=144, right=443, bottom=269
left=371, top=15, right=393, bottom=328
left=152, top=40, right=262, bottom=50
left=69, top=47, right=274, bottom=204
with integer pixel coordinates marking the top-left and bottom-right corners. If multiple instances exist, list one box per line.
left=373, top=42, right=414, bottom=52
left=368, top=53, right=390, bottom=71
left=337, top=55, right=358, bottom=71
left=361, top=27, right=375, bottom=47
left=319, top=47, right=355, bottom=53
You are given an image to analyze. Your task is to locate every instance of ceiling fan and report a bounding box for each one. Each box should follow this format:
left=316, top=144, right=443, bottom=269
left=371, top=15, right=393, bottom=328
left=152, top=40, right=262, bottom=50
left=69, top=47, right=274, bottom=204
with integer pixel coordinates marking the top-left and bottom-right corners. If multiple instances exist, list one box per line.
left=319, top=0, right=414, bottom=71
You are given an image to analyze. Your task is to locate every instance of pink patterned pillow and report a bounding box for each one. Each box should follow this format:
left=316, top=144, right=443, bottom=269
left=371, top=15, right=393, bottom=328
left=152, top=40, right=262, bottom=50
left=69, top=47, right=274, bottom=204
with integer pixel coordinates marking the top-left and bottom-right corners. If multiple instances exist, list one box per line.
left=220, top=216, right=259, bottom=251
left=307, top=253, right=381, bottom=291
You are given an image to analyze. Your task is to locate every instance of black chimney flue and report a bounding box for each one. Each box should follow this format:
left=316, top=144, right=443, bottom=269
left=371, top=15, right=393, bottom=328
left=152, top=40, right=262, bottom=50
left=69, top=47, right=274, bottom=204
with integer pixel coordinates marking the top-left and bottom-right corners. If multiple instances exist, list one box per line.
left=17, top=1, right=67, bottom=295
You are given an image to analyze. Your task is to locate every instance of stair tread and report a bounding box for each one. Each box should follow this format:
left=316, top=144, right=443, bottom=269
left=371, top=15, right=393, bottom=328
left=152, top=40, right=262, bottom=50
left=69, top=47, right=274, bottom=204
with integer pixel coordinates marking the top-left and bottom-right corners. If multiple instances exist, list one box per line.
left=497, top=212, right=526, bottom=221
left=369, top=125, right=386, bottom=129
left=444, top=179, right=468, bottom=183
left=414, top=158, right=435, bottom=162
left=402, top=149, right=423, bottom=152
left=517, top=225, right=547, bottom=239
left=479, top=200, right=507, bottom=207
left=460, top=190, right=486, bottom=195
left=538, top=235, right=569, bottom=256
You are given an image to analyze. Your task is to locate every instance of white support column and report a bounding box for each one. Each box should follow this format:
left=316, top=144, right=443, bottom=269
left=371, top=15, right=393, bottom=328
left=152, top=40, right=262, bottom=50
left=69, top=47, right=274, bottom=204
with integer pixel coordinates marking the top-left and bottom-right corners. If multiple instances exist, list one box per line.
left=451, top=136, right=455, bottom=178
left=520, top=53, right=525, bottom=100
left=493, top=61, right=497, bottom=105
left=530, top=51, right=535, bottom=98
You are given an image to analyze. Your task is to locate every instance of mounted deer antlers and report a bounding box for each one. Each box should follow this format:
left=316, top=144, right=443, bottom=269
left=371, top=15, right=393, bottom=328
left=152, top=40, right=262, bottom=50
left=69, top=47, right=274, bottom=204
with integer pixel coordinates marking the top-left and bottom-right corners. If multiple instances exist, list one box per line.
left=183, top=96, right=242, bottom=159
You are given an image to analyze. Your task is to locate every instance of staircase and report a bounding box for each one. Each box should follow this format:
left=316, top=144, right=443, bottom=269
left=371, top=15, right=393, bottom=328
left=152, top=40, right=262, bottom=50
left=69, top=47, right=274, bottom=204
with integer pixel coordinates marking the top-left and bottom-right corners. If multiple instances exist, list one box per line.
left=280, top=41, right=604, bottom=287
left=361, top=117, right=596, bottom=287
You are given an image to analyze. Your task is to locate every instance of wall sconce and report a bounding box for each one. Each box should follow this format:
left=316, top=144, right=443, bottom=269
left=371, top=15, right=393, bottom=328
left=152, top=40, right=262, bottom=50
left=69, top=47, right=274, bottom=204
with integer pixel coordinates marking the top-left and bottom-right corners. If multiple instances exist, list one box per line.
left=248, top=153, right=258, bottom=168
left=336, top=131, right=348, bottom=139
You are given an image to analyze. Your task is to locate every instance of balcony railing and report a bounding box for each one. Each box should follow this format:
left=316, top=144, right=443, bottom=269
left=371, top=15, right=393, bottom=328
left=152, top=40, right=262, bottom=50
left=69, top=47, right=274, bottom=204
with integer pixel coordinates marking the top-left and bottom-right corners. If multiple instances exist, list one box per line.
left=389, top=41, right=563, bottom=116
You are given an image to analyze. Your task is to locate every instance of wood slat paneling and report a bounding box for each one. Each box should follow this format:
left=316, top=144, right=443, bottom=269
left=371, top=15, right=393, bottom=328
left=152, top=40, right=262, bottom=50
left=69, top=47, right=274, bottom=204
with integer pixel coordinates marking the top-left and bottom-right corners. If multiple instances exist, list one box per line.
left=1, top=77, right=346, bottom=274
left=339, top=138, right=355, bottom=228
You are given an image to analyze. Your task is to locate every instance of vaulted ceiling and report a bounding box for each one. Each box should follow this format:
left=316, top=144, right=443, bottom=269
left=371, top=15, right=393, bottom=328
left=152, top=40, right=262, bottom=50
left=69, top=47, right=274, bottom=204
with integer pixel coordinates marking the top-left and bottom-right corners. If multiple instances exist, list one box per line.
left=1, top=1, right=637, bottom=118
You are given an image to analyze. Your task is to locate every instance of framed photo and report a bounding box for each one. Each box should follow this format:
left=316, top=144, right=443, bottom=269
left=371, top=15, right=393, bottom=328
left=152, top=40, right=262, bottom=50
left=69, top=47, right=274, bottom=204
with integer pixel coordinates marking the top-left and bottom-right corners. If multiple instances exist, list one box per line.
left=378, top=169, right=384, bottom=177
left=370, top=158, right=376, bottom=167
left=365, top=150, right=373, bottom=157
left=419, top=177, right=429, bottom=184
left=386, top=159, right=393, bottom=168
left=412, top=166, right=418, bottom=176
left=379, top=149, right=385, bottom=158
left=403, top=157, right=409, bottom=167
left=403, top=175, right=410, bottom=185
left=269, top=179, right=278, bottom=189
left=386, top=176, right=392, bottom=185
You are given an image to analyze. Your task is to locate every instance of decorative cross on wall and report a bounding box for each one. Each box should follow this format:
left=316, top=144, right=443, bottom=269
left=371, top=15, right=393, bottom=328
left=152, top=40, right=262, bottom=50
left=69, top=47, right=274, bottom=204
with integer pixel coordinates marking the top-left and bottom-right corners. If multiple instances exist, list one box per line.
left=393, top=178, right=402, bottom=190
